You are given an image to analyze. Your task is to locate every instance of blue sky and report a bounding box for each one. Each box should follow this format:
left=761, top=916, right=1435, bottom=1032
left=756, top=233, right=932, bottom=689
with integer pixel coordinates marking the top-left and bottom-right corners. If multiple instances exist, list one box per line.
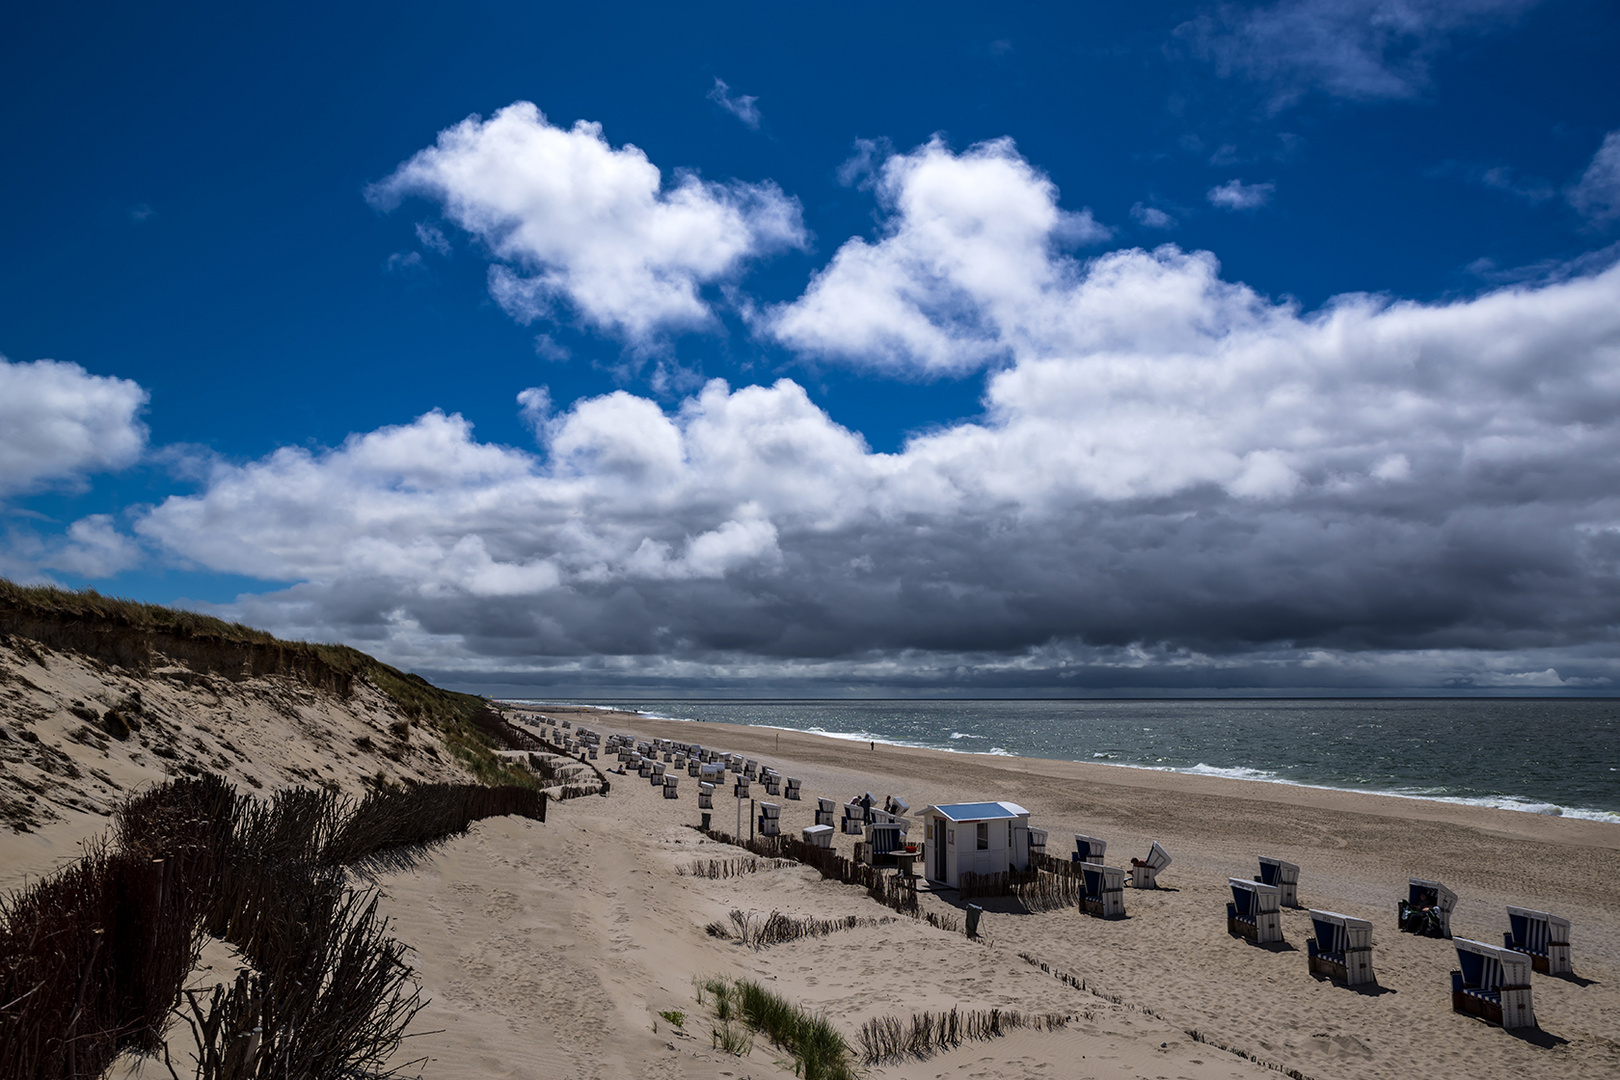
left=4, top=1, right=1620, bottom=695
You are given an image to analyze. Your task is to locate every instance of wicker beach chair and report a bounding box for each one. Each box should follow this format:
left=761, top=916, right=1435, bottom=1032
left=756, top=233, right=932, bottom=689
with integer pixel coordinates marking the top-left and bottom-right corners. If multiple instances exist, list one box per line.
left=1307, top=910, right=1376, bottom=986
left=1504, top=906, right=1572, bottom=976
left=1452, top=939, right=1536, bottom=1029
left=1080, top=863, right=1126, bottom=919
left=1130, top=841, right=1171, bottom=888
left=1257, top=857, right=1299, bottom=907
left=757, top=801, right=781, bottom=836
left=1399, top=878, right=1457, bottom=938
left=815, top=797, right=836, bottom=828
left=1228, top=878, right=1283, bottom=944
left=802, top=823, right=834, bottom=848
left=1072, top=834, right=1107, bottom=864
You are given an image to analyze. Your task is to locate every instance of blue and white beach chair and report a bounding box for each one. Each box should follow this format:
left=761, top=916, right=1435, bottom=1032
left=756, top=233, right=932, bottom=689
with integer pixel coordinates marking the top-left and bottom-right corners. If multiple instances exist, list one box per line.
left=815, top=797, right=836, bottom=828
left=1307, top=910, right=1376, bottom=986
left=1079, top=863, right=1126, bottom=919
left=1452, top=938, right=1536, bottom=1029
left=1072, top=834, right=1107, bottom=864
left=1228, top=878, right=1282, bottom=944
left=1257, top=856, right=1300, bottom=907
left=1504, top=906, right=1572, bottom=976
left=757, top=801, right=781, bottom=837
left=1399, top=878, right=1456, bottom=938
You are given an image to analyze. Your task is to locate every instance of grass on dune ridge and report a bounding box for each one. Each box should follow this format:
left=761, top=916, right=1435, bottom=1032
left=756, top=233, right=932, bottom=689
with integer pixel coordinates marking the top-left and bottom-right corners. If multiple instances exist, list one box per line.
left=0, top=578, right=536, bottom=789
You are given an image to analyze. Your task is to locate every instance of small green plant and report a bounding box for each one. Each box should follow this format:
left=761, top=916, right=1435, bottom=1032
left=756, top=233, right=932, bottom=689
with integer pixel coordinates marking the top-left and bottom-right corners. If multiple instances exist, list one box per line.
left=659, top=1009, right=686, bottom=1028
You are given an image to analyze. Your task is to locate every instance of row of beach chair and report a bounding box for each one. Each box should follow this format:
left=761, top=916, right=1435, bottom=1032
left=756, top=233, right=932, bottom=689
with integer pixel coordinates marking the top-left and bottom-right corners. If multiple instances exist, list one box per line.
left=1217, top=865, right=1572, bottom=1030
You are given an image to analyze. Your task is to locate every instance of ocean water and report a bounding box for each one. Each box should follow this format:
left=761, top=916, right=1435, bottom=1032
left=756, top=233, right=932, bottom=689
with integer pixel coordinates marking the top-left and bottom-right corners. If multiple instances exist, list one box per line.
left=535, top=698, right=1620, bottom=823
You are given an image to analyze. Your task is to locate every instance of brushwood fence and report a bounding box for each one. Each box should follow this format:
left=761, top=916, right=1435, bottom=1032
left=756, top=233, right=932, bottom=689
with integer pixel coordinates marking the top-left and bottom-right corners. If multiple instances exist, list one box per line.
left=959, top=866, right=1080, bottom=912
left=856, top=1007, right=1070, bottom=1064
left=0, top=774, right=545, bottom=1080
left=696, top=829, right=920, bottom=917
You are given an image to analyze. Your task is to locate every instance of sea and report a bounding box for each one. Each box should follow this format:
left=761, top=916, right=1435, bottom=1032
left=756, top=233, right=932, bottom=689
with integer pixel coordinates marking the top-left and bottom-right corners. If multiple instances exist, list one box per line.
left=514, top=698, right=1620, bottom=824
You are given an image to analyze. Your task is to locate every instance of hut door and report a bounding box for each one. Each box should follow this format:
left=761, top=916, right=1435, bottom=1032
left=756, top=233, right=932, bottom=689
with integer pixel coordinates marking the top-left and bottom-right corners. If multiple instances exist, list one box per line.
left=936, top=823, right=948, bottom=880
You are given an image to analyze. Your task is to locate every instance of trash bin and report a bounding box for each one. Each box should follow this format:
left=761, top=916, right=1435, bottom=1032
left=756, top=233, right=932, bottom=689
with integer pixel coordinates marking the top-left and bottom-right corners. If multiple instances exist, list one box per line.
left=966, top=904, right=983, bottom=938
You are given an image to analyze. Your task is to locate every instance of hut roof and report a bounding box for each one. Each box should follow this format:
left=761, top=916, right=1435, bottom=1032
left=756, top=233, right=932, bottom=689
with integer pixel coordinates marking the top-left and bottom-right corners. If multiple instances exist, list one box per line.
left=928, top=801, right=1029, bottom=822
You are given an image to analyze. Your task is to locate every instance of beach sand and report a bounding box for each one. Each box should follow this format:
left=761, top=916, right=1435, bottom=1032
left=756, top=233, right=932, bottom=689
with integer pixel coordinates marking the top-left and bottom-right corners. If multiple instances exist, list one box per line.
left=363, top=706, right=1620, bottom=1080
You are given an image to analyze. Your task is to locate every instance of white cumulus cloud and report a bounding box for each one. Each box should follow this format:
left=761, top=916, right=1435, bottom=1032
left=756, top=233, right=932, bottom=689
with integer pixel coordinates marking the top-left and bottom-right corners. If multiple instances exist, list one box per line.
left=0, top=356, right=148, bottom=497
left=369, top=102, right=805, bottom=342
left=769, top=136, right=1114, bottom=375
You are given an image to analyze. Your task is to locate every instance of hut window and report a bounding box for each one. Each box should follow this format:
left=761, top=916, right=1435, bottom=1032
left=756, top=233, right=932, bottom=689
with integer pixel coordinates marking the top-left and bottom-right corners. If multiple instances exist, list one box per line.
left=976, top=822, right=989, bottom=850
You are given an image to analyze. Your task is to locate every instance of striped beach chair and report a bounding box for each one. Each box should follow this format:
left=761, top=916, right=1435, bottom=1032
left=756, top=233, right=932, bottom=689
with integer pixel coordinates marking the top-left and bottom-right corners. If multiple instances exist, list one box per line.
left=1307, top=910, right=1376, bottom=986
left=1452, top=939, right=1536, bottom=1029
left=1072, top=834, right=1107, bottom=864
left=1079, top=863, right=1126, bottom=919
left=1504, top=906, right=1572, bottom=976
left=867, top=821, right=903, bottom=858
left=784, top=777, right=803, bottom=801
left=815, top=797, right=836, bottom=828
left=757, top=801, right=781, bottom=837
left=802, top=823, right=834, bottom=848
left=1257, top=856, right=1300, bottom=907
left=1399, top=878, right=1457, bottom=938
left=1227, top=878, right=1282, bottom=944
left=662, top=773, right=679, bottom=799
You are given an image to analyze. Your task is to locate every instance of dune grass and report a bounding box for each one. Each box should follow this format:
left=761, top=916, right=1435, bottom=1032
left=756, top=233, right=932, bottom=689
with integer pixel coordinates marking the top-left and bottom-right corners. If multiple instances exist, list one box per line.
left=700, top=976, right=856, bottom=1080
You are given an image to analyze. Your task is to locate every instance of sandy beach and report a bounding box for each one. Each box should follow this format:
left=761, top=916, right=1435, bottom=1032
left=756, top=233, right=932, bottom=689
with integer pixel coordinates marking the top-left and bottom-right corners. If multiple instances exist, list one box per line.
left=350, top=704, right=1620, bottom=1080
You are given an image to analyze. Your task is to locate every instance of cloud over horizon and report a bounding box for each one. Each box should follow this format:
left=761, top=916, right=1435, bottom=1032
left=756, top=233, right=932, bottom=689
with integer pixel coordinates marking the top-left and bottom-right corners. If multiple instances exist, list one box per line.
left=127, top=135, right=1620, bottom=690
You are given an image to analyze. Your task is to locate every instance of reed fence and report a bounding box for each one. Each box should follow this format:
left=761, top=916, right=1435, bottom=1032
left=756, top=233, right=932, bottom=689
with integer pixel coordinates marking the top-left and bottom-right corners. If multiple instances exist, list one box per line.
left=0, top=774, right=544, bottom=1080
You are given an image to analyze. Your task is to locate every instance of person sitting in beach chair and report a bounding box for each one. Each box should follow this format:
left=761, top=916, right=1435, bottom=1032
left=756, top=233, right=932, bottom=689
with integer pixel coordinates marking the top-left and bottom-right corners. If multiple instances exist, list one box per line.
left=1129, top=841, right=1171, bottom=888
left=1398, top=878, right=1456, bottom=938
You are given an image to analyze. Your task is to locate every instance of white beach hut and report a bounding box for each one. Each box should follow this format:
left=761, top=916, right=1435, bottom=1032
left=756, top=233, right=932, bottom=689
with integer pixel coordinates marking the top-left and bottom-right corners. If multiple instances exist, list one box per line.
left=919, top=802, right=1032, bottom=887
